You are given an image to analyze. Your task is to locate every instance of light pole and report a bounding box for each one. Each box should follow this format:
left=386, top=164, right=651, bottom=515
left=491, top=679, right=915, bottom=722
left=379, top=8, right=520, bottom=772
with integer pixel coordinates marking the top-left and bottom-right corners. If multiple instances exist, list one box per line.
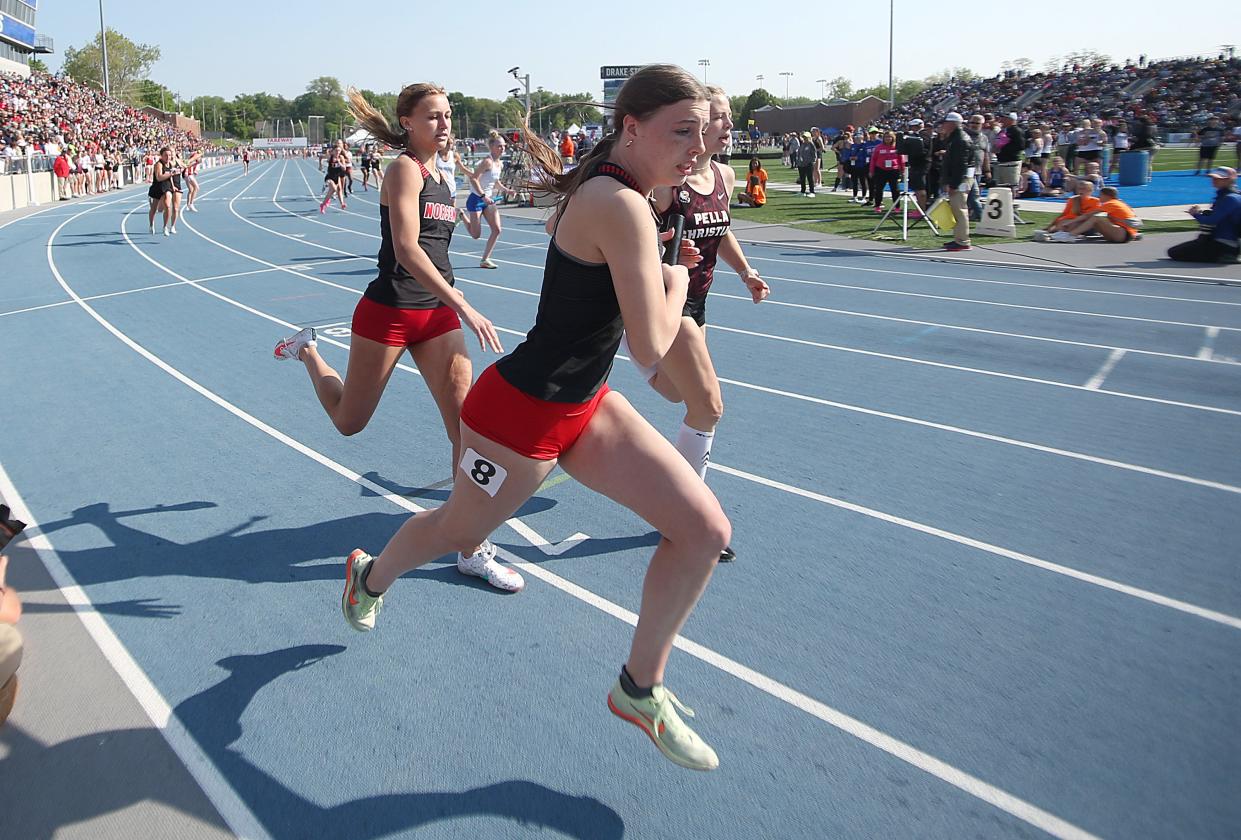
left=816, top=78, right=827, bottom=100
left=779, top=71, right=793, bottom=100
left=98, top=0, right=110, bottom=97
left=508, top=66, right=531, bottom=117
left=887, top=0, right=895, bottom=110
left=698, top=59, right=710, bottom=82
left=537, top=86, right=545, bottom=136
left=756, top=74, right=764, bottom=90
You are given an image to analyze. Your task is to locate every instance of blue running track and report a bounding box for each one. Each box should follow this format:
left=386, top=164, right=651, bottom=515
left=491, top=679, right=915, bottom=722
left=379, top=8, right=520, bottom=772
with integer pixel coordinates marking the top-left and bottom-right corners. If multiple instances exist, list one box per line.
left=2, top=159, right=1239, bottom=839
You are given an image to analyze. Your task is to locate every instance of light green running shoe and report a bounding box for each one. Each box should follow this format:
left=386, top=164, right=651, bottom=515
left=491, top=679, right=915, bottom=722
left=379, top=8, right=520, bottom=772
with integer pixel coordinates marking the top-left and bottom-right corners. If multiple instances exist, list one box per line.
left=341, top=549, right=383, bottom=632
left=607, top=679, right=720, bottom=771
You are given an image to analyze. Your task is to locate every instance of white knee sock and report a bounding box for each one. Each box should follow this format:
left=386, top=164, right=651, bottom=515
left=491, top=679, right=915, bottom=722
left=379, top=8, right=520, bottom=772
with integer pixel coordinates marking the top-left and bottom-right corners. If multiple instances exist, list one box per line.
left=675, top=422, right=715, bottom=481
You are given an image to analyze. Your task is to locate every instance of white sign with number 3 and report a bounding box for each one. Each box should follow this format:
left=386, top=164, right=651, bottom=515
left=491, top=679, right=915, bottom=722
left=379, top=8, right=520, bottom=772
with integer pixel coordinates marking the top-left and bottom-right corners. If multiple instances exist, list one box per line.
left=460, top=447, right=508, bottom=498
left=976, top=186, right=1016, bottom=237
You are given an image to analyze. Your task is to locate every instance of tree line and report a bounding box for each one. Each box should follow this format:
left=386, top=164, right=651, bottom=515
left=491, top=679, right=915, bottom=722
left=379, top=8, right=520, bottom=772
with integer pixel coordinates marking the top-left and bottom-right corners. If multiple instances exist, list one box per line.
left=51, top=29, right=1113, bottom=142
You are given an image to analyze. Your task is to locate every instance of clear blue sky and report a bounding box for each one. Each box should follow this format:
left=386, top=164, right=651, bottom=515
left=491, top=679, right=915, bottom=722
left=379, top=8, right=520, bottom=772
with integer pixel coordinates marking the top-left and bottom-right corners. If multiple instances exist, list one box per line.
left=34, top=2, right=1226, bottom=102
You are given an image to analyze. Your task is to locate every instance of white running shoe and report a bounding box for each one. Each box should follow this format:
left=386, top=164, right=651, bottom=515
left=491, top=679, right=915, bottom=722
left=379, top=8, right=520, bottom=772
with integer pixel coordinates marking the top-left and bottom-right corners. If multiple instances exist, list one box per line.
left=273, top=326, right=317, bottom=361
left=479, top=258, right=498, bottom=269
left=807, top=192, right=816, bottom=198
left=149, top=223, right=155, bottom=235
left=169, top=226, right=177, bottom=235
left=163, top=227, right=169, bottom=237
left=1032, top=230, right=1051, bottom=242
left=457, top=540, right=524, bottom=592
left=1051, top=231, right=1077, bottom=243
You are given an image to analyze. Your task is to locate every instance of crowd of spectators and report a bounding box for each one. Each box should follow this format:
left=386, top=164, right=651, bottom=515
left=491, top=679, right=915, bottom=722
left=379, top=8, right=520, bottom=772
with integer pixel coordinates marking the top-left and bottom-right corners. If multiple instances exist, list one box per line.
left=885, top=54, right=1241, bottom=136
left=1, top=70, right=206, bottom=178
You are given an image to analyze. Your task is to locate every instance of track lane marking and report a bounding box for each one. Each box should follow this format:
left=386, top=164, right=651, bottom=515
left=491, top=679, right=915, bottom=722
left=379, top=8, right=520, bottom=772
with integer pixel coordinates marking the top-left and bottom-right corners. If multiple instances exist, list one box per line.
left=39, top=191, right=1103, bottom=839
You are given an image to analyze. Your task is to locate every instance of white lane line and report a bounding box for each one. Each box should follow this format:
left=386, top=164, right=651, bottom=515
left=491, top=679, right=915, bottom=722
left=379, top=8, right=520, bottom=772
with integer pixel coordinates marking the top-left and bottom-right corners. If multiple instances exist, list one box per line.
left=275, top=173, right=1234, bottom=368
left=160, top=173, right=1241, bottom=609
left=0, top=467, right=274, bottom=840
left=29, top=196, right=274, bottom=840
left=218, top=174, right=1241, bottom=494
left=46, top=194, right=1099, bottom=840
left=226, top=180, right=1241, bottom=427
left=1084, top=349, right=1127, bottom=390
left=492, top=212, right=1241, bottom=308
left=702, top=365, right=1241, bottom=494
left=1198, top=326, right=1220, bottom=360
left=708, top=290, right=1241, bottom=368
left=708, top=462, right=1241, bottom=632
left=754, top=271, right=1240, bottom=332
left=191, top=266, right=281, bottom=283
left=706, top=323, right=1241, bottom=418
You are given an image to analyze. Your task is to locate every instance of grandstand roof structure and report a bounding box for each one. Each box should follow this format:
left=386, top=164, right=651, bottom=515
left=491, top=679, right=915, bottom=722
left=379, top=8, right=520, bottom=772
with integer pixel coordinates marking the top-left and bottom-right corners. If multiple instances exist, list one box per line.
left=752, top=96, right=888, bottom=134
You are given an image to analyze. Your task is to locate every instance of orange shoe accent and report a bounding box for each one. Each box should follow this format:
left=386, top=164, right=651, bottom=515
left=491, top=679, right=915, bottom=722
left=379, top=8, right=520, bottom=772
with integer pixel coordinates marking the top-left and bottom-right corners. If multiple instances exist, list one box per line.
left=608, top=694, right=659, bottom=747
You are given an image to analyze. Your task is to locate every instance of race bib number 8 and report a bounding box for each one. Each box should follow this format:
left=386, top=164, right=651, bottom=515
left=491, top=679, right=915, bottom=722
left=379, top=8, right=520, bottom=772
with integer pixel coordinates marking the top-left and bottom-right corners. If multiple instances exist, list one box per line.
left=460, top=447, right=508, bottom=498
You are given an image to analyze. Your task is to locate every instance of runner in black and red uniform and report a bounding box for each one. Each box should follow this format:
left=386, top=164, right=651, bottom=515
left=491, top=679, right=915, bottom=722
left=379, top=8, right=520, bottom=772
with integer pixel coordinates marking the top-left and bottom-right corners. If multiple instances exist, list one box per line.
left=272, top=83, right=522, bottom=593
left=628, top=84, right=769, bottom=563
left=339, top=65, right=730, bottom=772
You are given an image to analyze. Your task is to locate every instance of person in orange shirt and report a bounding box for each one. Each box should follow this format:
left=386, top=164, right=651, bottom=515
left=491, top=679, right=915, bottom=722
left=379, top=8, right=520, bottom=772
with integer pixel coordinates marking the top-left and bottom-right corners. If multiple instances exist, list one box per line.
left=559, top=131, right=575, bottom=164
left=1033, top=178, right=1099, bottom=241
left=1059, top=185, right=1142, bottom=242
left=736, top=156, right=767, bottom=206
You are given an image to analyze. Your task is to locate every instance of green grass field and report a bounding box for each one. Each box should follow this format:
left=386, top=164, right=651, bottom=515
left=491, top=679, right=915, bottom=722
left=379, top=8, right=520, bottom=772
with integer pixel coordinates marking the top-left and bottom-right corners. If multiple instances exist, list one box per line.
left=724, top=160, right=1197, bottom=249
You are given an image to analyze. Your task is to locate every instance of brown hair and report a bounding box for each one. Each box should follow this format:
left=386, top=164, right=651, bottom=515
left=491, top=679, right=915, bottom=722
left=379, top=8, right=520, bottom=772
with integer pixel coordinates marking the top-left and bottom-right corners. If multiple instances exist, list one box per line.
left=705, top=84, right=727, bottom=100
left=1099, top=186, right=1119, bottom=199
left=347, top=83, right=447, bottom=149
left=521, top=64, right=708, bottom=198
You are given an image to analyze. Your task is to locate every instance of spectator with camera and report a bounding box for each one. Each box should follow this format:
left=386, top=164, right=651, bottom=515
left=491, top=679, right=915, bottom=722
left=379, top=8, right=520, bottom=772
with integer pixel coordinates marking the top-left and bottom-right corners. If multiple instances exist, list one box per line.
left=1168, top=167, right=1241, bottom=263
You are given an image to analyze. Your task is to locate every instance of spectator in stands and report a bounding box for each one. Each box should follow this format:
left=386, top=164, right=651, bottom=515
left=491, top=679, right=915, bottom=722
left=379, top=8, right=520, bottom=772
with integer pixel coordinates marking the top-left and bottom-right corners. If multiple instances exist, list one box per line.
left=736, top=156, right=768, bottom=207
left=1168, top=167, right=1241, bottom=263
left=558, top=131, right=575, bottom=164
left=1033, top=178, right=1101, bottom=241
left=939, top=113, right=974, bottom=252
left=0, top=553, right=21, bottom=729
left=1056, top=185, right=1141, bottom=243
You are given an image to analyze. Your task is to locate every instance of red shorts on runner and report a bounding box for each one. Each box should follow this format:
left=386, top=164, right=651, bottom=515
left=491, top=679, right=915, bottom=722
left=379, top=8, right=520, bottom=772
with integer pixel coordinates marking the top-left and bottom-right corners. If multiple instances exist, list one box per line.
left=351, top=296, right=460, bottom=347
left=460, top=364, right=609, bottom=461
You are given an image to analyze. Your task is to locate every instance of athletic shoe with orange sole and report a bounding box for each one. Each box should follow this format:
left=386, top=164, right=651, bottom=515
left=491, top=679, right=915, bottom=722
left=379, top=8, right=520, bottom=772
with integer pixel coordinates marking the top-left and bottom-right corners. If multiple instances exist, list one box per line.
left=341, top=549, right=383, bottom=632
left=607, top=679, right=719, bottom=770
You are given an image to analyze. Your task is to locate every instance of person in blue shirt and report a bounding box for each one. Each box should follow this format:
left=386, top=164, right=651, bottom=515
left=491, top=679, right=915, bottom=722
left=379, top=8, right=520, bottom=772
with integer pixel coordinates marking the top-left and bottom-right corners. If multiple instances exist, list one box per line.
left=849, top=132, right=871, bottom=203
left=1018, top=160, right=1044, bottom=198
left=1168, top=167, right=1241, bottom=263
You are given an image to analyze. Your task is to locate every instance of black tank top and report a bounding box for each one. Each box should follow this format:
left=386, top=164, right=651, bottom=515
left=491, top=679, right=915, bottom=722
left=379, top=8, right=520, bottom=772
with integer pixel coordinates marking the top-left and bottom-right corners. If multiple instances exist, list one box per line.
left=660, top=162, right=730, bottom=299
left=495, top=161, right=642, bottom=403
left=364, top=152, right=456, bottom=310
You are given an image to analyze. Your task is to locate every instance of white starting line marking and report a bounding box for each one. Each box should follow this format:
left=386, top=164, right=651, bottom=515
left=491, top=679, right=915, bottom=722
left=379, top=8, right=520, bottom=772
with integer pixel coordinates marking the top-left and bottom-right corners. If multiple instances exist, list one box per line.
left=1084, top=349, right=1127, bottom=390
left=1198, top=326, right=1220, bottom=360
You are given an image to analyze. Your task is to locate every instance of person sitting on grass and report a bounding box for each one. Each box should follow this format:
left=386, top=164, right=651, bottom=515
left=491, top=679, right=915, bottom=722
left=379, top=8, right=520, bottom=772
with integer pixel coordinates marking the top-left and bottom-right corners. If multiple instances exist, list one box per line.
left=1167, top=166, right=1241, bottom=263
left=1054, top=186, right=1142, bottom=243
left=1043, top=156, right=1070, bottom=196
left=1066, top=161, right=1103, bottom=196
left=736, top=156, right=768, bottom=206
left=1018, top=160, right=1044, bottom=198
left=1032, top=178, right=1100, bottom=241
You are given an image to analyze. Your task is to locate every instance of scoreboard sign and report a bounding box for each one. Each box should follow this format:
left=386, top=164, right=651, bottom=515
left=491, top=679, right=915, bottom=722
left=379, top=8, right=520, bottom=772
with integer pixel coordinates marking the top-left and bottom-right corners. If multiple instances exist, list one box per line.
left=600, top=66, right=641, bottom=80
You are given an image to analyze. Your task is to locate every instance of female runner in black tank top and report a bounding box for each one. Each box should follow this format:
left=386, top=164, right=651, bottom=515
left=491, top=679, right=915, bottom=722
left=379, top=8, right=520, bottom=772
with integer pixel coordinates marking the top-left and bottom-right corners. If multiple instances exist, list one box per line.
left=320, top=139, right=348, bottom=213
left=146, top=146, right=176, bottom=235
left=643, top=85, right=769, bottom=563
left=341, top=65, right=731, bottom=772
left=272, top=83, right=522, bottom=593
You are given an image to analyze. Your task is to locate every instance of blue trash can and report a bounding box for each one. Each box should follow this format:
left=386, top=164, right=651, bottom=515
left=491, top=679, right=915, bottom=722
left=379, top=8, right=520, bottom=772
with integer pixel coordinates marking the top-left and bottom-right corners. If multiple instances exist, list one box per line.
left=1118, top=150, right=1150, bottom=186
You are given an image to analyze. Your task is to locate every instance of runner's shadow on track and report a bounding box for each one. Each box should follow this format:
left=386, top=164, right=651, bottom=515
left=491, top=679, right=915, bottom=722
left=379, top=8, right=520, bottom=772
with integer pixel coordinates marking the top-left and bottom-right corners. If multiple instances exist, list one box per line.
left=21, top=501, right=459, bottom=591
left=0, top=645, right=624, bottom=839
left=359, top=471, right=558, bottom=518
left=18, top=598, right=182, bottom=619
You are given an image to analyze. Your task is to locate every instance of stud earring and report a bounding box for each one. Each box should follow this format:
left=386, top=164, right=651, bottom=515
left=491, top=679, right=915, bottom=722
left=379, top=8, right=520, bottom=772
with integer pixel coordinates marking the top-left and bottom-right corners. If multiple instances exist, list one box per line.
left=625, top=139, right=633, bottom=147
